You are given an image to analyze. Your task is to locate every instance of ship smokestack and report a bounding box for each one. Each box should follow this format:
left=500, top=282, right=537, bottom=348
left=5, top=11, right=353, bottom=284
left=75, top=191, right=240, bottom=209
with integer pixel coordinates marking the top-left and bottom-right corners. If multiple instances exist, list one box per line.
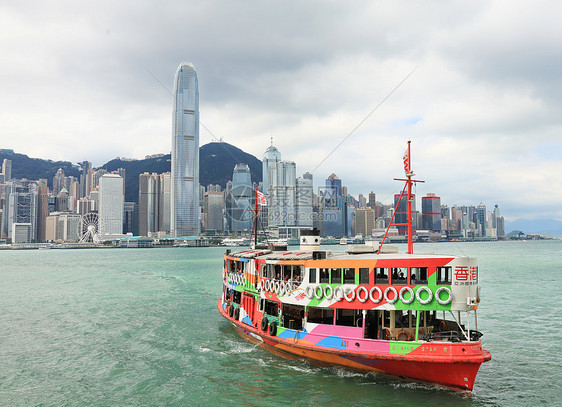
left=299, top=228, right=321, bottom=251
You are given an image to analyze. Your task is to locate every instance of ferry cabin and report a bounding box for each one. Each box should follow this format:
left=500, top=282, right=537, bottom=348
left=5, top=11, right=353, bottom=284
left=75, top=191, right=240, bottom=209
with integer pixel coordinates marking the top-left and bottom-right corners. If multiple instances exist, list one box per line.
left=223, top=246, right=482, bottom=345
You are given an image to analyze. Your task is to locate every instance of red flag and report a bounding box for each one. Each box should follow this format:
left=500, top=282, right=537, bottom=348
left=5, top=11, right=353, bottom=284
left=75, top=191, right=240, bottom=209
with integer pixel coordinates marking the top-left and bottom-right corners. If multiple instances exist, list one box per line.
left=403, top=146, right=410, bottom=175
left=257, top=190, right=267, bottom=206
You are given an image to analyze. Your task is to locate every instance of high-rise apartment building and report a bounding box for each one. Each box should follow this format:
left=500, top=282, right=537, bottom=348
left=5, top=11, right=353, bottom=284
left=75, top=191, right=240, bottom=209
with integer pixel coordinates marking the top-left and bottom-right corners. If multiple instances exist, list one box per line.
left=171, top=63, right=200, bottom=237
left=98, top=174, right=124, bottom=237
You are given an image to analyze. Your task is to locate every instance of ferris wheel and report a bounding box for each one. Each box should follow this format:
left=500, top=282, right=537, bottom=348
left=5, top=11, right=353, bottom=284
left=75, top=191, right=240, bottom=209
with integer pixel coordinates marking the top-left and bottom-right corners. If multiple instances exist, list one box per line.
left=78, top=212, right=100, bottom=243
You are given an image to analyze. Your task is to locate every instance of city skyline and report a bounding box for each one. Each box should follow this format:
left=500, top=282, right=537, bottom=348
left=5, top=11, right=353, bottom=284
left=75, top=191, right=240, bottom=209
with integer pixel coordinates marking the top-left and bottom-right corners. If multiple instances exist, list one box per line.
left=0, top=2, right=561, bottom=222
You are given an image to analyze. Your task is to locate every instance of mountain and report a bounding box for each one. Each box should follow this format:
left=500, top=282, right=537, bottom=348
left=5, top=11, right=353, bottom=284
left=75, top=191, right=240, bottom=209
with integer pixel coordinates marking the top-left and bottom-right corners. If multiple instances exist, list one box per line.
left=1, top=143, right=262, bottom=204
left=505, top=219, right=562, bottom=237
left=102, top=142, right=262, bottom=202
left=0, top=150, right=80, bottom=187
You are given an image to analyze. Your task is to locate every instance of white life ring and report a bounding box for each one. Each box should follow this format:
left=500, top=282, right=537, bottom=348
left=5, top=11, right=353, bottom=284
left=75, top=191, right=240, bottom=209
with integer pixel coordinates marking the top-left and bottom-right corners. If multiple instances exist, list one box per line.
left=416, top=286, right=433, bottom=305
left=399, top=287, right=414, bottom=304
left=259, top=280, right=264, bottom=291
left=436, top=286, right=453, bottom=305
left=287, top=281, right=293, bottom=295
left=266, top=279, right=272, bottom=292
left=314, top=285, right=323, bottom=300
left=384, top=286, right=398, bottom=304
left=333, top=286, right=345, bottom=301
left=324, top=285, right=334, bottom=300
left=305, top=285, right=315, bottom=299
left=369, top=286, right=382, bottom=303
left=357, top=286, right=368, bottom=303
left=344, top=286, right=356, bottom=302
left=274, top=280, right=281, bottom=295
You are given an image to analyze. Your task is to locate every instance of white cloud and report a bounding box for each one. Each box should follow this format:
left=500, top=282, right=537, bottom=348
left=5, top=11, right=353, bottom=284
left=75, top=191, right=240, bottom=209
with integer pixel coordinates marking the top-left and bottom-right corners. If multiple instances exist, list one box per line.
left=0, top=0, right=561, bottom=220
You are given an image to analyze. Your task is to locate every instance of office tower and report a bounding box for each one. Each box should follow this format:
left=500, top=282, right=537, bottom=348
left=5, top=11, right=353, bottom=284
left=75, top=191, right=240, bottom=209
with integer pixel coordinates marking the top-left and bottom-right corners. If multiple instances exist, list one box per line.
left=228, top=163, right=252, bottom=232
left=394, top=192, right=416, bottom=236
left=53, top=168, right=65, bottom=196
left=36, top=179, right=49, bottom=241
left=171, top=62, right=200, bottom=237
left=422, top=193, right=441, bottom=231
left=268, top=160, right=297, bottom=228
left=56, top=188, right=69, bottom=212
left=2, top=159, right=12, bottom=181
left=159, top=172, right=171, bottom=233
left=45, top=212, right=81, bottom=242
left=358, top=194, right=367, bottom=208
left=139, top=173, right=160, bottom=236
left=477, top=203, right=487, bottom=237
left=325, top=174, right=342, bottom=206
left=368, top=191, right=376, bottom=208
left=6, top=180, right=38, bottom=242
left=204, top=191, right=224, bottom=231
left=78, top=199, right=95, bottom=216
left=98, top=174, right=124, bottom=237
left=296, top=177, right=313, bottom=228
left=123, top=202, right=137, bottom=235
left=355, top=208, right=375, bottom=237
left=79, top=161, right=92, bottom=198
left=263, top=142, right=281, bottom=194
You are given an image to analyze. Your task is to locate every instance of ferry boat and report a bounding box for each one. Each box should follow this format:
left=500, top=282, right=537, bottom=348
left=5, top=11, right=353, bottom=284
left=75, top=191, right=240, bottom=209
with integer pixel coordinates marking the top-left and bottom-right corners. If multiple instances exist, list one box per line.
left=217, top=142, right=491, bottom=391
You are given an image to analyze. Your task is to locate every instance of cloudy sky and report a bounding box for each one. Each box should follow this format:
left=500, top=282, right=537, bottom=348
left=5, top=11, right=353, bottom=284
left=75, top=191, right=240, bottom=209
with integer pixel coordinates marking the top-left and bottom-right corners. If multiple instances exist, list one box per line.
left=1, top=0, right=561, bottom=222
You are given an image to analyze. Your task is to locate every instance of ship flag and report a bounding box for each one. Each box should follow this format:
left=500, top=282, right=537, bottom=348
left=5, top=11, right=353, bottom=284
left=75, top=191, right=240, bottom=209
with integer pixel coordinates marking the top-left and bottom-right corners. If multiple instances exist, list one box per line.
left=403, top=146, right=410, bottom=175
left=257, top=190, right=267, bottom=206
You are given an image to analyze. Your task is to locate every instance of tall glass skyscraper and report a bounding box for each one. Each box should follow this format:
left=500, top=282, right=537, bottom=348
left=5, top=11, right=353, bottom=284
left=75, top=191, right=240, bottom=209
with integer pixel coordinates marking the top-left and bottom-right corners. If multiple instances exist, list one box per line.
left=171, top=63, right=200, bottom=237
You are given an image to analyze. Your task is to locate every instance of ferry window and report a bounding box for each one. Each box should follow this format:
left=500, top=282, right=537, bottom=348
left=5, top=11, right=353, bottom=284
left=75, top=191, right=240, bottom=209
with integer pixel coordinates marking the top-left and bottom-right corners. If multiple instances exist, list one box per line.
left=261, top=265, right=266, bottom=277
left=436, top=267, right=451, bottom=284
left=264, top=299, right=278, bottom=316
left=293, top=266, right=302, bottom=283
left=394, top=311, right=410, bottom=328
left=274, top=264, right=282, bottom=279
left=320, top=268, right=330, bottom=283
left=391, top=267, right=407, bottom=285
left=336, top=309, right=363, bottom=327
left=410, top=267, right=428, bottom=284
left=233, top=291, right=241, bottom=304
left=359, top=268, right=369, bottom=284
left=419, top=311, right=426, bottom=327
left=375, top=268, right=389, bottom=284
left=307, top=307, right=334, bottom=325
left=383, top=310, right=391, bottom=328
left=283, top=265, right=292, bottom=281
left=344, top=268, right=355, bottom=284
left=331, top=268, right=341, bottom=284
left=309, top=268, right=317, bottom=283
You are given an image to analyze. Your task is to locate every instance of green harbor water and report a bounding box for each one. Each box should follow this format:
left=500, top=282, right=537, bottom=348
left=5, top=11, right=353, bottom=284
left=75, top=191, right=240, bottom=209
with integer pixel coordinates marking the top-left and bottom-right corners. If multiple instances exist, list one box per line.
left=1, top=241, right=561, bottom=406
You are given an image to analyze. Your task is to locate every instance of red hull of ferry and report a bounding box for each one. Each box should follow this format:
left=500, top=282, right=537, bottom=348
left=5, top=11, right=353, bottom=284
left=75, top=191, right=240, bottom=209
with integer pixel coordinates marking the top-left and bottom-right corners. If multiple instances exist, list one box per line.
left=218, top=301, right=491, bottom=392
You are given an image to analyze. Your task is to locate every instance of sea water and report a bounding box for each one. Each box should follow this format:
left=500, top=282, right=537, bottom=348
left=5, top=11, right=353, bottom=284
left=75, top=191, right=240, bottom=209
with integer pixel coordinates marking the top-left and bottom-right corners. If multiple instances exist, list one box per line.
left=1, top=241, right=561, bottom=406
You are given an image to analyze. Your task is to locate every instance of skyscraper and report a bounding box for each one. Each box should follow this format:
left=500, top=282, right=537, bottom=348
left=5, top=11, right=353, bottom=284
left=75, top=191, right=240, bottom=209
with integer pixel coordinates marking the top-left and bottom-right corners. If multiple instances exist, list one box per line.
left=422, top=193, right=441, bottom=231
left=171, top=63, right=200, bottom=237
left=228, top=163, right=252, bottom=232
left=98, top=174, right=124, bottom=237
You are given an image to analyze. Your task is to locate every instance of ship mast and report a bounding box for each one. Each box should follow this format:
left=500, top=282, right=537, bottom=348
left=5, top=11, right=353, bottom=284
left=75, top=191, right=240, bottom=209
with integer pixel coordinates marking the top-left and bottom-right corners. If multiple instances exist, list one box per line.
left=378, top=141, right=424, bottom=255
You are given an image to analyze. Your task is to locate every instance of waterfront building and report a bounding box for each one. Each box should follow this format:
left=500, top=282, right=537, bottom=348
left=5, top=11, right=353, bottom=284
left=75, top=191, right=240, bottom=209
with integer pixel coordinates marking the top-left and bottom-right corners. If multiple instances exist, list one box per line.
left=355, top=207, right=375, bottom=237
left=6, top=180, right=38, bottom=242
left=123, top=202, right=138, bottom=235
left=204, top=191, right=224, bottom=231
left=422, top=193, right=441, bottom=231
left=139, top=173, right=160, bottom=236
left=98, top=174, right=124, bottom=238
left=171, top=62, right=200, bottom=237
left=45, top=212, right=81, bottom=242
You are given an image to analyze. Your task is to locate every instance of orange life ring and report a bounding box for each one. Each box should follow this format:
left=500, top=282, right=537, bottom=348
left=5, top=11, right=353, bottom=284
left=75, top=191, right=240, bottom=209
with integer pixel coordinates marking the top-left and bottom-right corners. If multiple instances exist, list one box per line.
left=397, top=330, right=411, bottom=341
left=377, top=328, right=391, bottom=340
